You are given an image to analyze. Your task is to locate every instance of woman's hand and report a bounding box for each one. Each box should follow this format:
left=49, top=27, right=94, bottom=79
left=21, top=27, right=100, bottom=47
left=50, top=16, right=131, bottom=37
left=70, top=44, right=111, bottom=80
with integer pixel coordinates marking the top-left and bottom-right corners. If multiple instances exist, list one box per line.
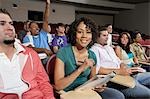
left=93, top=84, right=107, bottom=92
left=130, top=67, right=146, bottom=73
left=46, top=0, right=50, bottom=4
left=119, top=64, right=132, bottom=75
left=79, top=58, right=95, bottom=71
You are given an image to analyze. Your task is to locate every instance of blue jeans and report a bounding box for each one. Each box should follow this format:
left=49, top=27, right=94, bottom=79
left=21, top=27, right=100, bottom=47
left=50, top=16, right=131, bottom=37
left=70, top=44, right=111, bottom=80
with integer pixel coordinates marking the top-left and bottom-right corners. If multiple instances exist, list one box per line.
left=98, top=88, right=125, bottom=99
left=121, top=81, right=150, bottom=98
left=133, top=72, right=150, bottom=88
left=121, top=72, right=150, bottom=98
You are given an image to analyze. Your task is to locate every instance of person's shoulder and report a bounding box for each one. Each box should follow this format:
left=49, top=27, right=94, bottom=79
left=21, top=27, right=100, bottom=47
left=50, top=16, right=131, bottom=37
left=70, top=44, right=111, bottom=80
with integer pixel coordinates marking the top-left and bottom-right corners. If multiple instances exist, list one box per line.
left=22, top=46, right=38, bottom=55
left=56, top=45, right=72, bottom=58
left=39, top=29, right=48, bottom=36
left=53, top=35, right=59, bottom=40
left=104, top=45, right=114, bottom=52
left=59, top=44, right=71, bottom=51
left=88, top=49, right=94, bottom=54
left=23, top=46, right=32, bottom=51
left=88, top=50, right=96, bottom=58
left=130, top=43, right=138, bottom=48
left=131, top=42, right=136, bottom=46
left=115, top=45, right=121, bottom=50
left=90, top=43, right=100, bottom=50
left=56, top=44, right=70, bottom=53
left=88, top=49, right=97, bottom=64
left=129, top=43, right=134, bottom=48
left=23, top=35, right=29, bottom=39
left=106, top=45, right=113, bottom=49
left=40, top=29, right=47, bottom=33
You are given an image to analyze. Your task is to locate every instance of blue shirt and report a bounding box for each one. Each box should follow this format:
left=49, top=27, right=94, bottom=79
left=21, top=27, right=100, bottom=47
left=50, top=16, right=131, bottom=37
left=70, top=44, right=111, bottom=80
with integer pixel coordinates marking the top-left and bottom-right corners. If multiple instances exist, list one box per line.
left=23, top=29, right=50, bottom=50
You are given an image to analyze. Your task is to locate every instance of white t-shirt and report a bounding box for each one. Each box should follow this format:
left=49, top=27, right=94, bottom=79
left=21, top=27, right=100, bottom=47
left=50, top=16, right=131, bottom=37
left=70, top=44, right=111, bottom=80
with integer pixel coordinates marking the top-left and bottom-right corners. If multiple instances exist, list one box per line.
left=0, top=41, right=28, bottom=97
left=90, top=43, right=121, bottom=73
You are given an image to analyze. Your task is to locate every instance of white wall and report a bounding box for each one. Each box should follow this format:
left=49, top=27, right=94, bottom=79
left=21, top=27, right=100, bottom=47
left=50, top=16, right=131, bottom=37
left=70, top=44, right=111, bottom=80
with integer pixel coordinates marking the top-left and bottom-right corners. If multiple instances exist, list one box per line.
left=50, top=3, right=75, bottom=24
left=0, top=0, right=1, bottom=8
left=114, top=3, right=149, bottom=35
left=1, top=0, right=75, bottom=24
left=76, top=14, right=113, bottom=26
left=1, top=0, right=149, bottom=35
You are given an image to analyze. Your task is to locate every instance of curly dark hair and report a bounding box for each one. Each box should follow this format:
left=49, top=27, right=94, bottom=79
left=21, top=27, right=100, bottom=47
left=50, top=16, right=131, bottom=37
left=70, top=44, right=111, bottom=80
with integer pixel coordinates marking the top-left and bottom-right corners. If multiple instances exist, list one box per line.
left=118, top=32, right=132, bottom=53
left=0, top=8, right=11, bottom=18
left=67, top=17, right=98, bottom=48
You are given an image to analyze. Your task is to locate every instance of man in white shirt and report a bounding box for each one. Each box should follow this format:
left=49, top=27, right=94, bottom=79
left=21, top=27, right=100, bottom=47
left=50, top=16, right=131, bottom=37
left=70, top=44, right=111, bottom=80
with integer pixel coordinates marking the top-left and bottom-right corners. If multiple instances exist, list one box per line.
left=90, top=27, right=150, bottom=98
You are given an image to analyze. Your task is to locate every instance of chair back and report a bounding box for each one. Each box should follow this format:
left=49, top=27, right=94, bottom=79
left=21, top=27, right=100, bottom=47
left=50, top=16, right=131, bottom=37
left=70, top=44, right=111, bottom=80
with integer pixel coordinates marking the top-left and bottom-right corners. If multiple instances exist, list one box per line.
left=46, top=54, right=56, bottom=84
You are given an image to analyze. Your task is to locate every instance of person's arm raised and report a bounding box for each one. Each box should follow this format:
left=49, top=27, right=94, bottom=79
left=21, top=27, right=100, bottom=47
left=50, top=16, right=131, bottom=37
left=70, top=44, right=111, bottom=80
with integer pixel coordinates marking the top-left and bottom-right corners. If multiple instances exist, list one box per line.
left=43, top=0, right=51, bottom=33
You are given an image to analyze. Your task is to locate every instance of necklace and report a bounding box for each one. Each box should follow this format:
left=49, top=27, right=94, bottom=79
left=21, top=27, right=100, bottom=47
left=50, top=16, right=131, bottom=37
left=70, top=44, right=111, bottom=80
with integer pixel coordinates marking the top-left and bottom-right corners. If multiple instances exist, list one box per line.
left=72, top=46, right=89, bottom=66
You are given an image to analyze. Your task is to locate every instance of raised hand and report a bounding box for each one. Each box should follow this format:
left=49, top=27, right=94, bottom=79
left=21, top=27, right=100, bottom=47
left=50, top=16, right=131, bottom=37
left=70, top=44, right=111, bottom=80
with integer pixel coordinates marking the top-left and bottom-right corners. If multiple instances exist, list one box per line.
left=46, top=0, right=50, bottom=4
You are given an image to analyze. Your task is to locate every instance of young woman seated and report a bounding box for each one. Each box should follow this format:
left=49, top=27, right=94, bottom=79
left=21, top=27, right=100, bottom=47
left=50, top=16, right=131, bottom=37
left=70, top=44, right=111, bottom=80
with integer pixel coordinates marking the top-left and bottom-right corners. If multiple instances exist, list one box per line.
left=54, top=17, right=125, bottom=99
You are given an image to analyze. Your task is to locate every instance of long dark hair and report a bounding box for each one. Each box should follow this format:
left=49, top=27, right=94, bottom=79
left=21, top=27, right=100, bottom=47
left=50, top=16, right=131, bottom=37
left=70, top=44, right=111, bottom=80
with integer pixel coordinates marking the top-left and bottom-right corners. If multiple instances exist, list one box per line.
left=118, top=32, right=132, bottom=53
left=67, top=17, right=98, bottom=48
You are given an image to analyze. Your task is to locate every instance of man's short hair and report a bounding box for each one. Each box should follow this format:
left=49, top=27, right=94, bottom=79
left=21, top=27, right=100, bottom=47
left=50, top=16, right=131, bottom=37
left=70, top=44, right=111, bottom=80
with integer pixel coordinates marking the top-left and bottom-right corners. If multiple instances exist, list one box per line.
left=0, top=8, right=11, bottom=18
left=56, top=23, right=65, bottom=28
left=98, top=26, right=107, bottom=37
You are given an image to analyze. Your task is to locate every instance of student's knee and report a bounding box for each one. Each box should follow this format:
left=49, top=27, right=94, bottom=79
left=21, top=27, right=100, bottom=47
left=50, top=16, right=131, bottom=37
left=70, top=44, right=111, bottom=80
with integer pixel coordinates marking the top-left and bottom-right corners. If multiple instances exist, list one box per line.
left=99, top=88, right=125, bottom=99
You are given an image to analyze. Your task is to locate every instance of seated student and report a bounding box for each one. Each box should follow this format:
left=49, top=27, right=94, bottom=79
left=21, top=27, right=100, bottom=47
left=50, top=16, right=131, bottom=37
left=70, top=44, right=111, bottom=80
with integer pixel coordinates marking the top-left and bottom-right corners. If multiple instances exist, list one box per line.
left=115, top=32, right=139, bottom=67
left=0, top=8, right=55, bottom=99
left=23, top=0, right=53, bottom=57
left=65, top=24, right=70, bottom=34
left=17, top=20, right=31, bottom=43
left=90, top=27, right=150, bottom=98
left=115, top=31, right=150, bottom=77
left=54, top=17, right=125, bottom=99
left=130, top=31, right=150, bottom=63
left=104, top=24, right=113, bottom=46
left=51, top=23, right=68, bottom=53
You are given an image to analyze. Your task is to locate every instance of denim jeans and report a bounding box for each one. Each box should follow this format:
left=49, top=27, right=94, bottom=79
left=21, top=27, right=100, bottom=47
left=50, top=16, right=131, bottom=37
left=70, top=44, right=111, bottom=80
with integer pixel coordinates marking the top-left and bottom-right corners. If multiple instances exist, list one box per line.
left=98, top=88, right=125, bottom=99
left=107, top=72, right=150, bottom=98
left=121, top=72, right=150, bottom=98
left=133, top=72, right=150, bottom=88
